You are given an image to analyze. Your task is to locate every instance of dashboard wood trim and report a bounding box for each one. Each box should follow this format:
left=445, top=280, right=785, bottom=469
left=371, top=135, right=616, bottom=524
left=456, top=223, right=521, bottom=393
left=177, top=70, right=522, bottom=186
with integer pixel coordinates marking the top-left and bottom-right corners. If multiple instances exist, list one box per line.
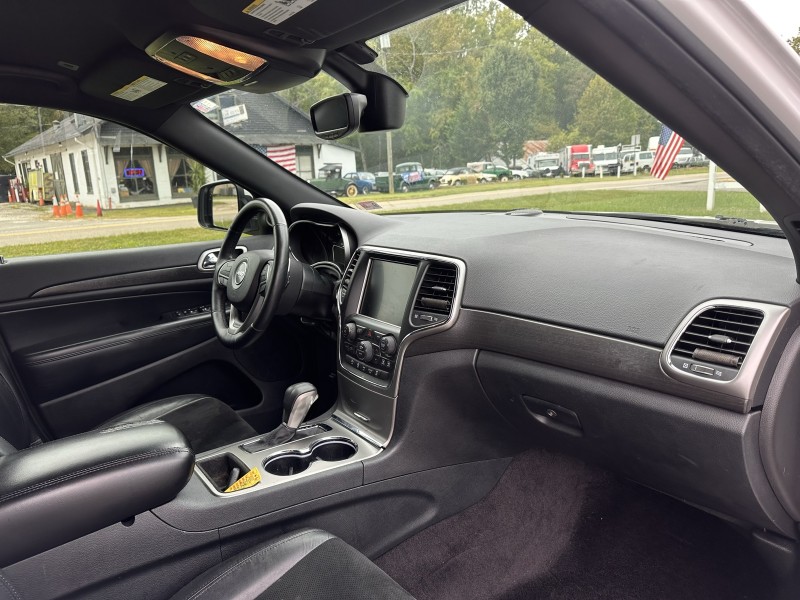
left=405, top=308, right=751, bottom=413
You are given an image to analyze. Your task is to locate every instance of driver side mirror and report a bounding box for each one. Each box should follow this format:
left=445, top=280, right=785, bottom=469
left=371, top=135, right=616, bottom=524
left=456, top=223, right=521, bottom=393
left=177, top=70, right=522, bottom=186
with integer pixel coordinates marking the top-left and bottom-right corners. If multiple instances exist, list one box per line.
left=196, top=180, right=263, bottom=233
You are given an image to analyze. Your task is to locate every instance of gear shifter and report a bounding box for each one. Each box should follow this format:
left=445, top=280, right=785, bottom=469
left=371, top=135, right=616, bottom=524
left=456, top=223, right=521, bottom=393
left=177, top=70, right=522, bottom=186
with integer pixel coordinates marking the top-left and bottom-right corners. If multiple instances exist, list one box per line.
left=283, top=382, right=319, bottom=429
left=241, top=383, right=319, bottom=451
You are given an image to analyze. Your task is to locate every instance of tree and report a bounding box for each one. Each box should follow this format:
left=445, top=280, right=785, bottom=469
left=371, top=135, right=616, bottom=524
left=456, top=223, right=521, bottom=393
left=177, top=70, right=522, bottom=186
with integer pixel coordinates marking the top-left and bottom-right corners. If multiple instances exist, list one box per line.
left=789, top=28, right=800, bottom=54
left=477, top=44, right=540, bottom=163
left=0, top=105, right=66, bottom=175
left=571, top=75, right=657, bottom=146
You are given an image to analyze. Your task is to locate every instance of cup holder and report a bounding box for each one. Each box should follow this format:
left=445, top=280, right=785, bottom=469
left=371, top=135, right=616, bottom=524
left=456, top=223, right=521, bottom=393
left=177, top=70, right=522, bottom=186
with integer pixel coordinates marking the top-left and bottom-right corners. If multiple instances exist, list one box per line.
left=264, top=438, right=357, bottom=477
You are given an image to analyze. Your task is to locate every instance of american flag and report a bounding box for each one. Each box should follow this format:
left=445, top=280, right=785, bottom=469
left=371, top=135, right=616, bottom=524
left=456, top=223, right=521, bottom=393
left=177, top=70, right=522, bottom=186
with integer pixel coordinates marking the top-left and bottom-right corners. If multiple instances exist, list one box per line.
left=651, top=124, right=684, bottom=180
left=266, top=145, right=297, bottom=173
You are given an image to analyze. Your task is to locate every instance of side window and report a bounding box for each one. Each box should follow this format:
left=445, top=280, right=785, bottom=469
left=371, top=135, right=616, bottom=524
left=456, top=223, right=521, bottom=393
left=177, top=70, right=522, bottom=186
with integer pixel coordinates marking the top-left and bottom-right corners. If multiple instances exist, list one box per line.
left=0, top=106, right=222, bottom=258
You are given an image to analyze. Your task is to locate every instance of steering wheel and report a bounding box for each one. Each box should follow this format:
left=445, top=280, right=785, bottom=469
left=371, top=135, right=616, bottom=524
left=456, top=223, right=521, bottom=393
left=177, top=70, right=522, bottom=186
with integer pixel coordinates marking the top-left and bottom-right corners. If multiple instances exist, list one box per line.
left=212, top=198, right=289, bottom=348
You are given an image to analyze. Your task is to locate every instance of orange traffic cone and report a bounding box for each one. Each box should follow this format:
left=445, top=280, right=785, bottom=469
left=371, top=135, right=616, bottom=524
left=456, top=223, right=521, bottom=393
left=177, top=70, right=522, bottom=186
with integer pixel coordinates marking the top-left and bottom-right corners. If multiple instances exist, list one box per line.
left=75, top=202, right=84, bottom=218
left=38, top=196, right=44, bottom=206
left=96, top=200, right=103, bottom=217
left=52, top=199, right=60, bottom=218
left=63, top=196, right=72, bottom=216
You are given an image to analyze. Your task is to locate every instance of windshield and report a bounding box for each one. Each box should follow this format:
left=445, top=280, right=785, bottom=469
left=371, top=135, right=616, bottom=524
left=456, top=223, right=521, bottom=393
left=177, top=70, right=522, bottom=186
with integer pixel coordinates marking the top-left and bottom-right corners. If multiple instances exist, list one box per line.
left=195, top=0, right=795, bottom=232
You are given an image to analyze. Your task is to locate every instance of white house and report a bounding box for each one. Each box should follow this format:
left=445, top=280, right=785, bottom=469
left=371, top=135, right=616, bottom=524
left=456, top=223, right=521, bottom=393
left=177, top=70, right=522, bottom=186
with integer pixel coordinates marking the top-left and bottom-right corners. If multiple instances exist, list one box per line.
left=7, top=92, right=358, bottom=208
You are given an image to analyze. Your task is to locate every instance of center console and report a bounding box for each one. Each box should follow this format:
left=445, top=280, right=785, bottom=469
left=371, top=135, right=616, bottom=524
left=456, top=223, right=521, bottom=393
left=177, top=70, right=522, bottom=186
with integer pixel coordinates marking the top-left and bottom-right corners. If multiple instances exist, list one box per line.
left=336, top=246, right=466, bottom=444
left=191, top=246, right=465, bottom=497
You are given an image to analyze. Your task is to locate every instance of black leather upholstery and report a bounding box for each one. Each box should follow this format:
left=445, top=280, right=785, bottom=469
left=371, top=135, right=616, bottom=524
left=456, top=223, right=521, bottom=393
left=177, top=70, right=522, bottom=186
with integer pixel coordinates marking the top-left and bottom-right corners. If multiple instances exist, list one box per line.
left=170, top=529, right=415, bottom=600
left=0, top=421, right=194, bottom=567
left=98, top=395, right=258, bottom=454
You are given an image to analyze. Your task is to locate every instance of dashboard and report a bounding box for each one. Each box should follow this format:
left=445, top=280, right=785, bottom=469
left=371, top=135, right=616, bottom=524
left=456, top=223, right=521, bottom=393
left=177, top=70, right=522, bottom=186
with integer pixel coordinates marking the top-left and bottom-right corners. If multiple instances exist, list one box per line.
left=288, top=202, right=800, bottom=542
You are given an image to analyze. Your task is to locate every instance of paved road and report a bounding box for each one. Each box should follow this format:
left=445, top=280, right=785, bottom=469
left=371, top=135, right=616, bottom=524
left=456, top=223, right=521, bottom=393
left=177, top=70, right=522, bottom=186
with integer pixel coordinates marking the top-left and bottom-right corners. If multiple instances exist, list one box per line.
left=0, top=210, right=200, bottom=247
left=0, top=173, right=730, bottom=247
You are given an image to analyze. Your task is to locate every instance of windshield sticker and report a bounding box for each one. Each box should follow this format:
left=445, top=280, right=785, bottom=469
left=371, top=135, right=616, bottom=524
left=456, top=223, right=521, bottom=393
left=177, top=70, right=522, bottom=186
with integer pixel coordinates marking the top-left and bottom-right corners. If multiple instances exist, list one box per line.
left=111, top=76, right=167, bottom=101
left=242, top=0, right=317, bottom=25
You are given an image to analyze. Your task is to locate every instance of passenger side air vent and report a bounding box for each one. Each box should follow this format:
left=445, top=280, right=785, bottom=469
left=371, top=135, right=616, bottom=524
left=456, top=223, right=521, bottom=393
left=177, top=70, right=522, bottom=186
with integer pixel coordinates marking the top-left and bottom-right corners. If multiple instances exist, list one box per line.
left=671, top=306, right=764, bottom=373
left=340, top=250, right=361, bottom=300
left=411, top=262, right=457, bottom=326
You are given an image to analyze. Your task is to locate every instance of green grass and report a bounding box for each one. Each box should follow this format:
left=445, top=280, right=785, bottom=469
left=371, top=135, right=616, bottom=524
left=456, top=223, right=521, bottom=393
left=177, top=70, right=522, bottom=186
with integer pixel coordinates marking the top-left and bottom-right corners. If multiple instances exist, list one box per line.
left=3, top=228, right=224, bottom=258
left=379, top=190, right=774, bottom=221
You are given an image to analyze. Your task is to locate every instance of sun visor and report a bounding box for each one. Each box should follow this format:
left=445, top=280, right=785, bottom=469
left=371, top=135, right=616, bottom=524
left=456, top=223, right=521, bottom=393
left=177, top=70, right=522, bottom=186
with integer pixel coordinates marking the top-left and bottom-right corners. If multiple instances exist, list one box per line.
left=80, top=51, right=213, bottom=109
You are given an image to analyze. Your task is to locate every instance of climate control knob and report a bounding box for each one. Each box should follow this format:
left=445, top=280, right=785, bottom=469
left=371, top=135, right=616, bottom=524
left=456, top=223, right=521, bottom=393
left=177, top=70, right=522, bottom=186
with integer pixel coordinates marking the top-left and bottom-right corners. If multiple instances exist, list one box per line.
left=344, top=322, right=357, bottom=341
left=380, top=335, right=397, bottom=356
left=356, top=341, right=374, bottom=363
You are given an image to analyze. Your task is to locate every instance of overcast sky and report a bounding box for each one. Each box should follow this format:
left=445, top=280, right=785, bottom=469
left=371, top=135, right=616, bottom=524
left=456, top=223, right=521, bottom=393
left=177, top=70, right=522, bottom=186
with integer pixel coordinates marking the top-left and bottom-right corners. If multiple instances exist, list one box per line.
left=740, top=0, right=800, bottom=41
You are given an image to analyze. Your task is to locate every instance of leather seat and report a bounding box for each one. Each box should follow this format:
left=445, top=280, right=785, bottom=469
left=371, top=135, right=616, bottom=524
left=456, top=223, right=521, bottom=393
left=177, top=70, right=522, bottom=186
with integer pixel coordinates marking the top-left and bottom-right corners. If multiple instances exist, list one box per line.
left=170, top=529, right=415, bottom=600
left=0, top=341, right=256, bottom=456
left=0, top=528, right=414, bottom=600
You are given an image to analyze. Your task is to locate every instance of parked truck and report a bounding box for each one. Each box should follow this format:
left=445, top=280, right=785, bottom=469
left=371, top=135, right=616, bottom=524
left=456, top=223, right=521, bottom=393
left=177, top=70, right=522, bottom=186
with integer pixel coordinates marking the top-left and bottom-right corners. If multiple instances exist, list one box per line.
left=375, top=162, right=438, bottom=193
left=559, top=144, right=594, bottom=176
left=531, top=152, right=564, bottom=177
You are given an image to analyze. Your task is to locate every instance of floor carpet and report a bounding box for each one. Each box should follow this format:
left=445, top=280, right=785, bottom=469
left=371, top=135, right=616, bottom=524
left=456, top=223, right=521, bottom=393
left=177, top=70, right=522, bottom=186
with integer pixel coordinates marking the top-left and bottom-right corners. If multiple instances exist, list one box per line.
left=376, top=450, right=780, bottom=600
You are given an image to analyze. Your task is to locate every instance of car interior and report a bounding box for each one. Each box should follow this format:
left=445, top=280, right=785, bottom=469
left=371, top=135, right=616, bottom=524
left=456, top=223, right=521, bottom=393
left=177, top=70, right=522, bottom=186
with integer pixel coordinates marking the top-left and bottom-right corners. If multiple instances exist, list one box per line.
left=1, top=0, right=800, bottom=599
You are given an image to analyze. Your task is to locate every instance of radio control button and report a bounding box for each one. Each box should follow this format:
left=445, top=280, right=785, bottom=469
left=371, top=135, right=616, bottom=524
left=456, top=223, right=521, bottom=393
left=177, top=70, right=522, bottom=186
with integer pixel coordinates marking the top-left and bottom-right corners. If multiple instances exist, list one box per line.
left=356, top=341, right=374, bottom=362
left=380, top=335, right=397, bottom=356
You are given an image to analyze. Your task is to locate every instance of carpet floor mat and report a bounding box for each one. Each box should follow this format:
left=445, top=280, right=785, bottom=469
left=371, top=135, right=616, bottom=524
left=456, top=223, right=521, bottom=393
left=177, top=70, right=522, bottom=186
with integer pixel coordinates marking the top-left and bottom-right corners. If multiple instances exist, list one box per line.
left=376, top=450, right=778, bottom=600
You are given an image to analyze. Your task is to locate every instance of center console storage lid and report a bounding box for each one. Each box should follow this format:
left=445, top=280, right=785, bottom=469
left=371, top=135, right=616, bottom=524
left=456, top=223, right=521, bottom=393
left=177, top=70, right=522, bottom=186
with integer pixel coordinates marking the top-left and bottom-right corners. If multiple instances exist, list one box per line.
left=0, top=420, right=193, bottom=566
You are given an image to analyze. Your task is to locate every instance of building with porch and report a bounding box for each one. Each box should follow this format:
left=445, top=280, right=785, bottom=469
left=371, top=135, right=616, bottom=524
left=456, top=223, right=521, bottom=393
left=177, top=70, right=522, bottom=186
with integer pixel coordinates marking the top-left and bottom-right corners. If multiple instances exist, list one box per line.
left=6, top=92, right=357, bottom=208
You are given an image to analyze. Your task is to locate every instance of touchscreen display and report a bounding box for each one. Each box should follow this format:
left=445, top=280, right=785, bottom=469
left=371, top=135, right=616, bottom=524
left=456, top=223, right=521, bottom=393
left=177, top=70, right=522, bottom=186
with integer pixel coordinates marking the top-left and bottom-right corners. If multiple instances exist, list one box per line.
left=361, top=260, right=418, bottom=326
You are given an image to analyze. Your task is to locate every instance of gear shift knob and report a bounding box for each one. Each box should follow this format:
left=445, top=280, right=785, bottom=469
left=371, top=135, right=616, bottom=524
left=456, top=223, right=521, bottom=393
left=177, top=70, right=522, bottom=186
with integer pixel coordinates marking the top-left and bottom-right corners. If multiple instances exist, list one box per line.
left=283, top=382, right=318, bottom=429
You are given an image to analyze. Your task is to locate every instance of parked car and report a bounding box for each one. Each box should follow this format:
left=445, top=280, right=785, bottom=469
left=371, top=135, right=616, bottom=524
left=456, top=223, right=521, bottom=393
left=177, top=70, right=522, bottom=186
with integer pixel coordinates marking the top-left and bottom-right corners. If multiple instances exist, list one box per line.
left=468, top=161, right=513, bottom=181
left=424, top=168, right=447, bottom=182
left=673, top=146, right=695, bottom=167
left=343, top=171, right=375, bottom=194
left=439, top=167, right=496, bottom=186
left=635, top=150, right=655, bottom=173
left=508, top=167, right=529, bottom=180
left=308, top=163, right=360, bottom=197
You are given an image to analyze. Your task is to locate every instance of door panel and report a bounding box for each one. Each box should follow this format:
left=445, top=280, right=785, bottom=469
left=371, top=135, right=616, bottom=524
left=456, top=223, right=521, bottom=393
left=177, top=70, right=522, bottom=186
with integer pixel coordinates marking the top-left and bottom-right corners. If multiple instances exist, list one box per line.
left=0, top=237, right=304, bottom=439
left=17, top=313, right=215, bottom=403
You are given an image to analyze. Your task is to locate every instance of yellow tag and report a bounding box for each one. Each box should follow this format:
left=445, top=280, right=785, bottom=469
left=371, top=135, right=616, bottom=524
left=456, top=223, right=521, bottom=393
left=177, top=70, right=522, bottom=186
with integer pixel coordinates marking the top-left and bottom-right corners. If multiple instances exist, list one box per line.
left=224, top=467, right=261, bottom=493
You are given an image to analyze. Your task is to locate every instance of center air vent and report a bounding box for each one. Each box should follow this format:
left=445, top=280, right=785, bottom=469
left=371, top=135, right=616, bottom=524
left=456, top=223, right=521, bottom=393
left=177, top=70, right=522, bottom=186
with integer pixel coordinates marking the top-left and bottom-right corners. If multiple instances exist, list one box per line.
left=672, top=306, right=764, bottom=371
left=340, top=249, right=361, bottom=300
left=411, top=262, right=457, bottom=326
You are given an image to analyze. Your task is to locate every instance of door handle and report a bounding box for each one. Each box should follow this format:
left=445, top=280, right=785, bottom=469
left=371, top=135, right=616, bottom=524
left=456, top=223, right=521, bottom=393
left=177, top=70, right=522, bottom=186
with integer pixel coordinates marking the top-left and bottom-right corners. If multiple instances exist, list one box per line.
left=197, top=246, right=247, bottom=271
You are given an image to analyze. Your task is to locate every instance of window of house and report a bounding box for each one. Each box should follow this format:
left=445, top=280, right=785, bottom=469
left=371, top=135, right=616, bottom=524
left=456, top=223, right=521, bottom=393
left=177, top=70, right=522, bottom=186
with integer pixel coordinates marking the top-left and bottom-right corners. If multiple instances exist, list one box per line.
left=166, top=148, right=201, bottom=196
left=114, top=146, right=157, bottom=202
left=81, top=149, right=93, bottom=194
left=68, top=153, right=80, bottom=195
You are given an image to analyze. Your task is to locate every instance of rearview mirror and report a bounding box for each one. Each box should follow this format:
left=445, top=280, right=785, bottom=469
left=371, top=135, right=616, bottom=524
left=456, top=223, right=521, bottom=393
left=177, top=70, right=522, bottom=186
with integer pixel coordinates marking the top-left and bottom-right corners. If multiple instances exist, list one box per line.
left=196, top=180, right=263, bottom=233
left=310, top=93, right=367, bottom=140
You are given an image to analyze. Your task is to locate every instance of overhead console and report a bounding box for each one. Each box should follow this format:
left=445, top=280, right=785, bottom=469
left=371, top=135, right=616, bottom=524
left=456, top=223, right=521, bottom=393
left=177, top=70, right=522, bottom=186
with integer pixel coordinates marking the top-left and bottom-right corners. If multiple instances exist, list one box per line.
left=338, top=247, right=465, bottom=395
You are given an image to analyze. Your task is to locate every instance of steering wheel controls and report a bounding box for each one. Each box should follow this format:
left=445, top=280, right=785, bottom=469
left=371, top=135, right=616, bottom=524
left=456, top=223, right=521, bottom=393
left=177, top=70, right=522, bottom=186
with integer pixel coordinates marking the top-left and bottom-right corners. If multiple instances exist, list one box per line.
left=342, top=323, right=396, bottom=380
left=217, top=262, right=233, bottom=285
